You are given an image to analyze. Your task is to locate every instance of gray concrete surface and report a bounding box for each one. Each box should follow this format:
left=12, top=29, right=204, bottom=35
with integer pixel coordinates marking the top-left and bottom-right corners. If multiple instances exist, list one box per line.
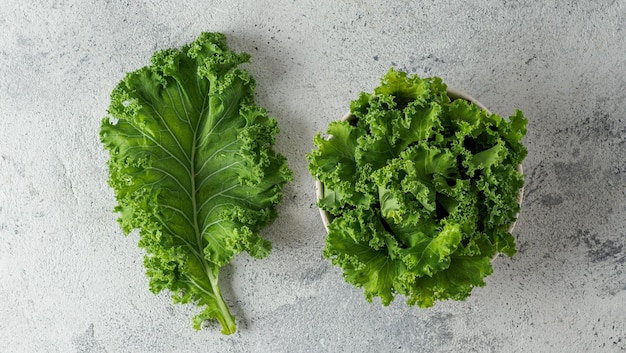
left=1, top=1, right=625, bottom=352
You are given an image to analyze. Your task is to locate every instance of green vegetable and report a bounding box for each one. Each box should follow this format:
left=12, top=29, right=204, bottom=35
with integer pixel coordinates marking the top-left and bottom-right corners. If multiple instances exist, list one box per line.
left=100, top=32, right=292, bottom=334
left=308, top=68, right=527, bottom=307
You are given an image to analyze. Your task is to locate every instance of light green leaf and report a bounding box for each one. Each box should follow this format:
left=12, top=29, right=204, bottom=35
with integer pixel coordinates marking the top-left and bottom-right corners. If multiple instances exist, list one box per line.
left=399, top=222, right=462, bottom=276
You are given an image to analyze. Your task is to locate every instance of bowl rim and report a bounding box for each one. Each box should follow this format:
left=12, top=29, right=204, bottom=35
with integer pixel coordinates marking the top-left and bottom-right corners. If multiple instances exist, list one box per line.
left=314, top=88, right=524, bottom=235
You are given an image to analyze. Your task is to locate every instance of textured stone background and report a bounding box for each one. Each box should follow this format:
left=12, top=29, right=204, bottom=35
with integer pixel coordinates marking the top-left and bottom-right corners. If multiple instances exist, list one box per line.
left=1, top=1, right=625, bottom=352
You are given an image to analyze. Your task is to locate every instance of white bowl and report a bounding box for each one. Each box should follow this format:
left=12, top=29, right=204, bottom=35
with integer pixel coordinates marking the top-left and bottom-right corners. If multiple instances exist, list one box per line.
left=315, top=89, right=524, bottom=234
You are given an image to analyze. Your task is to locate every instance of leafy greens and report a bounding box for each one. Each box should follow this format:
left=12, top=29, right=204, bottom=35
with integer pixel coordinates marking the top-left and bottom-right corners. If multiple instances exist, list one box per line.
left=100, top=32, right=292, bottom=334
left=308, top=69, right=527, bottom=307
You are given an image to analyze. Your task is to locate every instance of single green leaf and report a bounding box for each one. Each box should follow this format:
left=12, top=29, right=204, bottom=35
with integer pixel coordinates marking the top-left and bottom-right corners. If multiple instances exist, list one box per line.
left=399, top=222, right=462, bottom=276
left=407, top=255, right=493, bottom=307
left=101, top=32, right=292, bottom=334
left=323, top=208, right=405, bottom=305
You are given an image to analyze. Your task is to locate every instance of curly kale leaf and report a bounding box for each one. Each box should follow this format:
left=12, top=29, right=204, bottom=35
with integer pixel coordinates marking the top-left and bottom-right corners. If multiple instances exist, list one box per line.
left=100, top=32, right=292, bottom=334
left=309, top=68, right=526, bottom=307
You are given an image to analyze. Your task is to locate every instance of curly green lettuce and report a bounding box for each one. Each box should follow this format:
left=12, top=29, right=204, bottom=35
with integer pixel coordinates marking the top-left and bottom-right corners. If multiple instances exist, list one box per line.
left=308, top=68, right=527, bottom=307
left=100, top=32, right=292, bottom=334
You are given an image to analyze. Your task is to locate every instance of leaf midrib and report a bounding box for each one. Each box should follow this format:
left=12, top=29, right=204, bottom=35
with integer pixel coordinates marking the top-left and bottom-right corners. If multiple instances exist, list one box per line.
left=186, top=74, right=237, bottom=330
left=188, top=78, right=214, bottom=278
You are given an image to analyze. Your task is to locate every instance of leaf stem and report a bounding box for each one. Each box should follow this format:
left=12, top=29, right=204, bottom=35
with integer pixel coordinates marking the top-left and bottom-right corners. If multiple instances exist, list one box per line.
left=207, top=270, right=237, bottom=335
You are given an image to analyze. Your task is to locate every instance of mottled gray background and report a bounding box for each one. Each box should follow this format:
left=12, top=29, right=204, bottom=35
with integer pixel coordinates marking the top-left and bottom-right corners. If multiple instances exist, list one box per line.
left=1, top=1, right=625, bottom=352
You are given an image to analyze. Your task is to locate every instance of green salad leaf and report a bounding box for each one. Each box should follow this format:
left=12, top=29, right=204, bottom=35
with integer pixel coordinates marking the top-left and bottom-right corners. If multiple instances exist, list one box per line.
left=100, top=32, right=292, bottom=334
left=308, top=68, right=526, bottom=307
